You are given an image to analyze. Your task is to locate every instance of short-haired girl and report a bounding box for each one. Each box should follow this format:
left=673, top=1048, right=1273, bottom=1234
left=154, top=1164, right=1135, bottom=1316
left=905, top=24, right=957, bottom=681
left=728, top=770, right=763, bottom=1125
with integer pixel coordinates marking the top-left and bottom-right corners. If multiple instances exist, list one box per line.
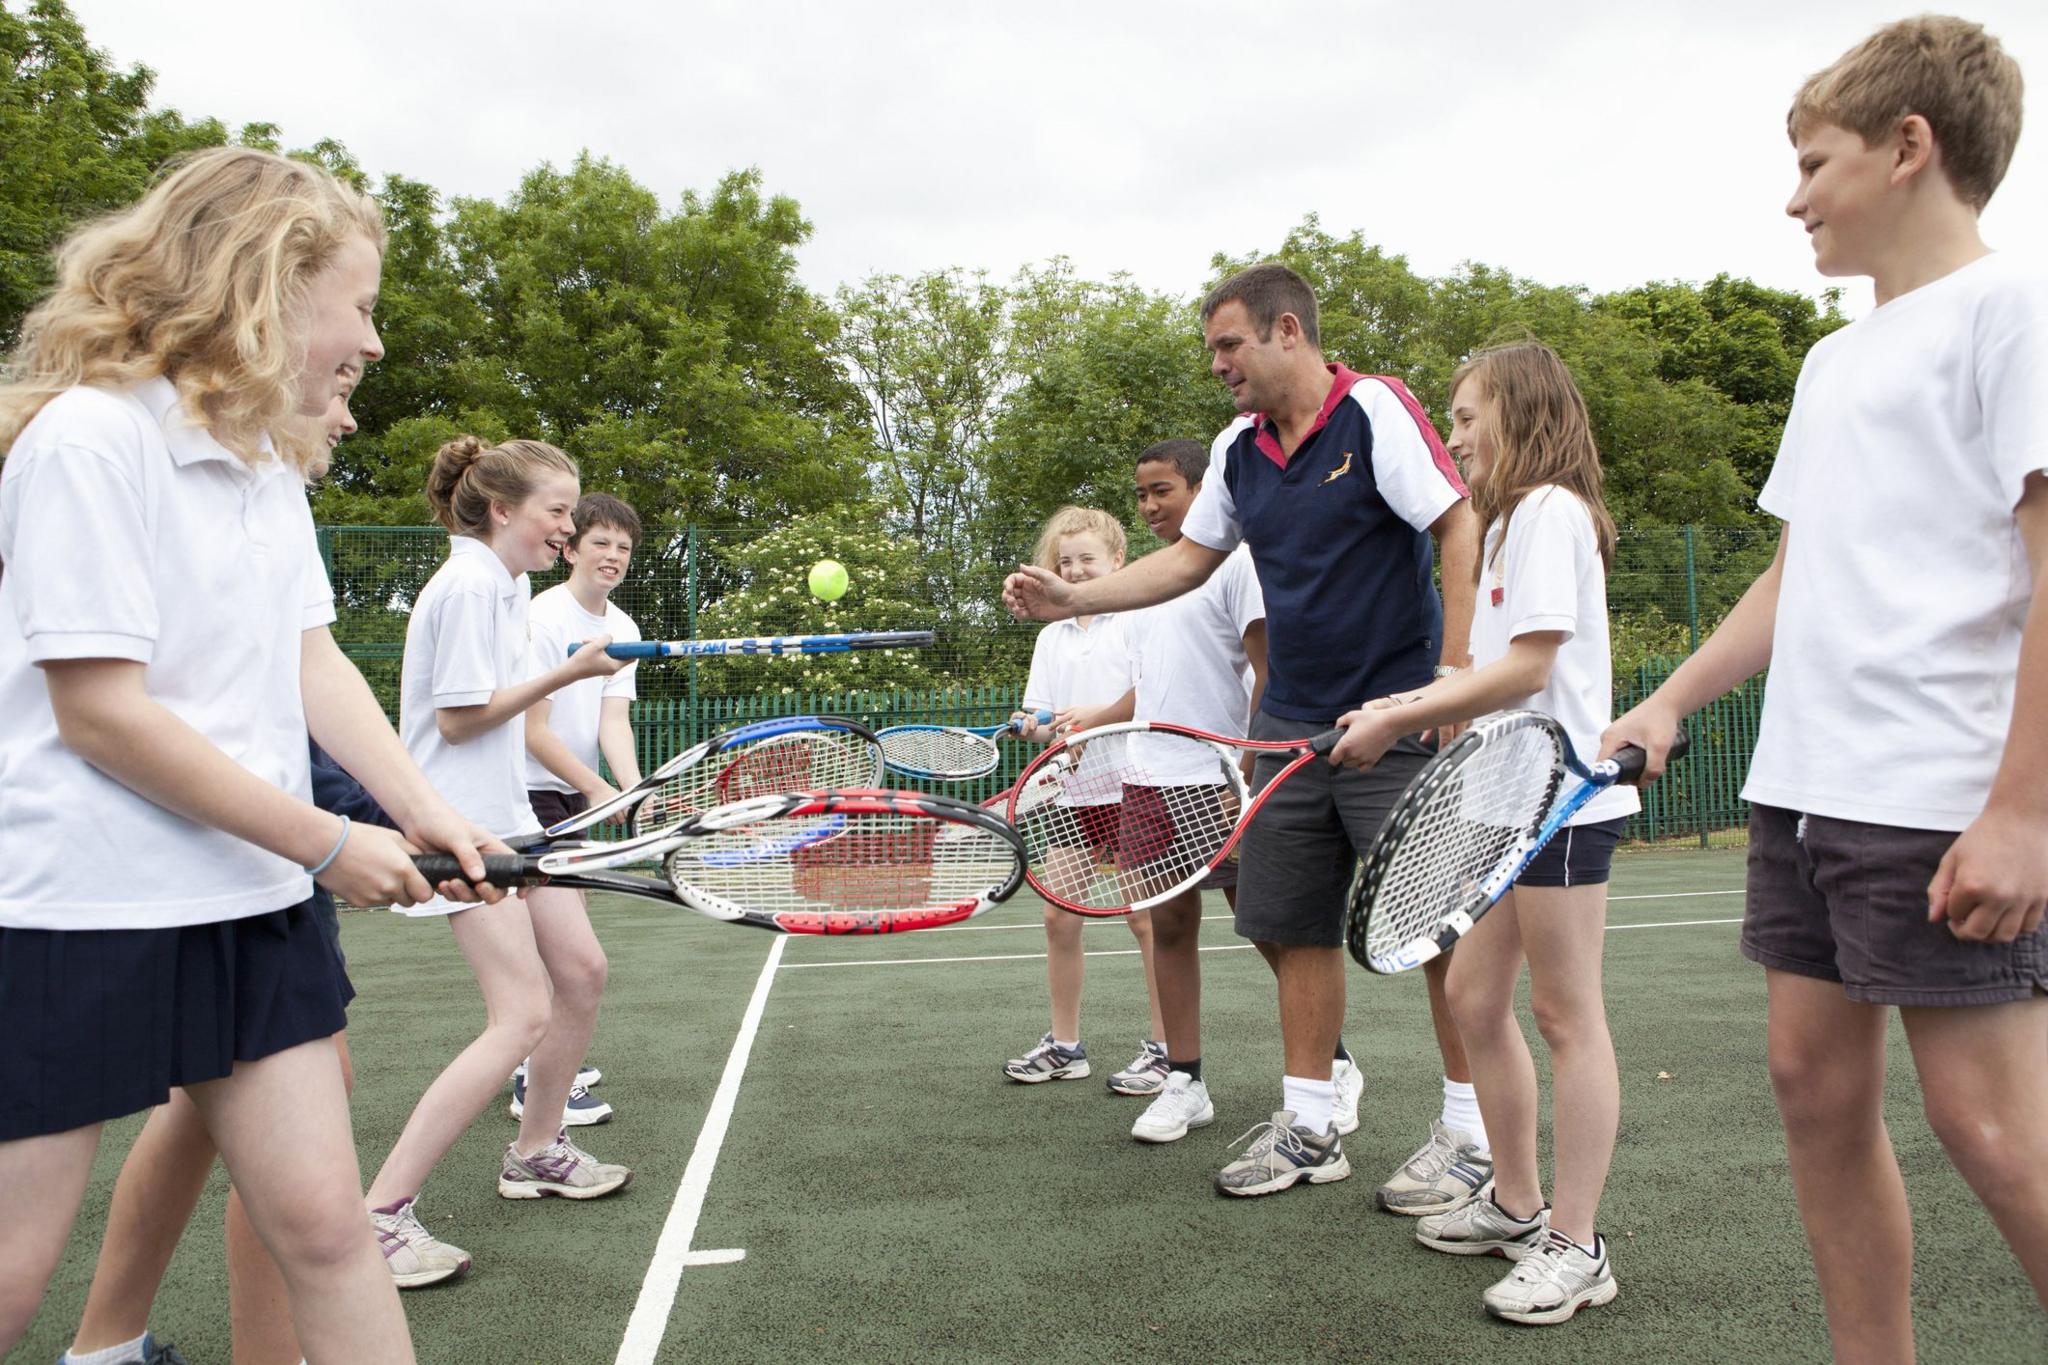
left=0, top=146, right=494, bottom=1361
left=1002, top=507, right=1169, bottom=1088
left=359, top=434, right=634, bottom=1287
left=1330, top=341, right=1634, bottom=1324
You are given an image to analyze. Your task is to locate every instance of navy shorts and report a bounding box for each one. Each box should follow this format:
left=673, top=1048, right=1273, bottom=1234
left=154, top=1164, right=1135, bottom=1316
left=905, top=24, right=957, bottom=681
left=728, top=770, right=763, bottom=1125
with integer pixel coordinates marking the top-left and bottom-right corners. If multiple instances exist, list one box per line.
left=1235, top=710, right=1435, bottom=947
left=0, top=898, right=353, bottom=1140
left=1517, top=817, right=1627, bottom=888
left=527, top=788, right=591, bottom=834
left=1742, top=804, right=2048, bottom=1007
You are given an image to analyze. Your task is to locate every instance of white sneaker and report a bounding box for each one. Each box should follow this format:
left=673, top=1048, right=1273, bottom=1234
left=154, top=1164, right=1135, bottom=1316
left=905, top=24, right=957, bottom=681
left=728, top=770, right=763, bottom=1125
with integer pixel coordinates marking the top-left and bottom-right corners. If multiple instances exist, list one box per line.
left=1484, top=1228, right=1618, bottom=1324
left=1332, top=1057, right=1363, bottom=1136
left=512, top=1058, right=602, bottom=1088
left=1131, top=1071, right=1215, bottom=1143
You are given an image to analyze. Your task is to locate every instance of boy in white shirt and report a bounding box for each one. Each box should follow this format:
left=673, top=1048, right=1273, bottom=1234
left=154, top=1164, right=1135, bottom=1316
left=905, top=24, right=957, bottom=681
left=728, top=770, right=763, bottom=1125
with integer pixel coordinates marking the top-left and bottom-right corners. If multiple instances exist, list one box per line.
left=1607, top=17, right=2048, bottom=1358
left=518, top=493, right=648, bottom=1123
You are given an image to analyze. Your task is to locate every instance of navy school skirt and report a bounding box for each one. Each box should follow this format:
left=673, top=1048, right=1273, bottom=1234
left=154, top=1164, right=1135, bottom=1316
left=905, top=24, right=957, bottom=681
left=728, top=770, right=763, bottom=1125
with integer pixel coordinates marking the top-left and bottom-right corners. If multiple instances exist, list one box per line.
left=0, top=898, right=353, bottom=1141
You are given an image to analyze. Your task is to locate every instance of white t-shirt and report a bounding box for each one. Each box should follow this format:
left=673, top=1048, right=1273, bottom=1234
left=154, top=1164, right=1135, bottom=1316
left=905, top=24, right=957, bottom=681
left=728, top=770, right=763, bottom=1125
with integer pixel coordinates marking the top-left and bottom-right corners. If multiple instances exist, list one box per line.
left=524, top=583, right=640, bottom=794
left=399, top=536, right=541, bottom=850
left=1469, top=487, right=1638, bottom=826
left=0, top=378, right=334, bottom=929
left=1022, top=613, right=1133, bottom=805
left=1126, top=544, right=1264, bottom=783
left=1743, top=252, right=2048, bottom=830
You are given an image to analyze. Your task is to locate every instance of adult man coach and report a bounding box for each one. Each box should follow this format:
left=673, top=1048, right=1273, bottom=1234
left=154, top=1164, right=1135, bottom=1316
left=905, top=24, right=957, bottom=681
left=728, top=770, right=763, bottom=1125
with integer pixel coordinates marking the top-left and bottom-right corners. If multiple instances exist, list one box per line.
left=1004, top=263, right=1480, bottom=1197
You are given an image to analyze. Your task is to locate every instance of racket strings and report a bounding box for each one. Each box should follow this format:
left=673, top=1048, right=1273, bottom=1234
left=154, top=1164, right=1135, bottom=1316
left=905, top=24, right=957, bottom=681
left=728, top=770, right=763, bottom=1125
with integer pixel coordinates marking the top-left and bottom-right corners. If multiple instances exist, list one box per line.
left=666, top=810, right=1017, bottom=916
left=1363, top=725, right=1563, bottom=958
left=629, top=731, right=880, bottom=836
left=1012, top=733, right=1241, bottom=912
left=878, top=727, right=999, bottom=780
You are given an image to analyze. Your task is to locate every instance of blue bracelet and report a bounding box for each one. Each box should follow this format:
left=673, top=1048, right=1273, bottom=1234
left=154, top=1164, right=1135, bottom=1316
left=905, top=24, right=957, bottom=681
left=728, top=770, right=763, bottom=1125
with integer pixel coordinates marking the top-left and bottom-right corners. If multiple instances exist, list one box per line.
left=306, top=815, right=351, bottom=876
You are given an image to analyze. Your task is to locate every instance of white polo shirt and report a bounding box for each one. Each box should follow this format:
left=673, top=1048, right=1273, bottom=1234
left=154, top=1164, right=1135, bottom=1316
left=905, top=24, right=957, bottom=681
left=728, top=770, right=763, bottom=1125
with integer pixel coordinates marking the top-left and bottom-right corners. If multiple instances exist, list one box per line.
left=1744, top=251, right=2048, bottom=829
left=524, top=583, right=640, bottom=793
left=1022, top=613, right=1133, bottom=803
left=398, top=536, right=541, bottom=849
left=1126, top=543, right=1264, bottom=783
left=0, top=378, right=333, bottom=929
left=1469, top=486, right=1638, bottom=826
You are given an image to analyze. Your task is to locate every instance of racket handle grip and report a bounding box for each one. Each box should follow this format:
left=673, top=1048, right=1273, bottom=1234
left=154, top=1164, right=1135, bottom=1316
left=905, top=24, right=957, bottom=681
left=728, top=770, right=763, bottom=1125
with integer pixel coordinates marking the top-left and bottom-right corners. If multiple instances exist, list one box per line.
left=413, top=853, right=540, bottom=885
left=572, top=641, right=661, bottom=659
left=1611, top=729, right=1691, bottom=783
left=1007, top=708, right=1055, bottom=733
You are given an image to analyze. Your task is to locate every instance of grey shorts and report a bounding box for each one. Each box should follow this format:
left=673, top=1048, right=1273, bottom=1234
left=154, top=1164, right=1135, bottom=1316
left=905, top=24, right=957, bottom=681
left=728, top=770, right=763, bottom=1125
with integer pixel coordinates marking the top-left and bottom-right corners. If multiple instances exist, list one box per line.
left=1742, top=803, right=2048, bottom=1007
left=1235, top=710, right=1434, bottom=947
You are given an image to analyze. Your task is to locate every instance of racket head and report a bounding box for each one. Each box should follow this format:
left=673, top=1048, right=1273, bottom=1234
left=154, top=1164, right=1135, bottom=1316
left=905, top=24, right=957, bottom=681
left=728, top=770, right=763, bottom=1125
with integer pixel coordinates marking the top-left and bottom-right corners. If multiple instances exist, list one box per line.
left=1346, top=711, right=1567, bottom=974
left=626, top=716, right=881, bottom=838
left=1007, top=722, right=1251, bottom=916
left=875, top=725, right=1002, bottom=780
left=663, top=788, right=1025, bottom=934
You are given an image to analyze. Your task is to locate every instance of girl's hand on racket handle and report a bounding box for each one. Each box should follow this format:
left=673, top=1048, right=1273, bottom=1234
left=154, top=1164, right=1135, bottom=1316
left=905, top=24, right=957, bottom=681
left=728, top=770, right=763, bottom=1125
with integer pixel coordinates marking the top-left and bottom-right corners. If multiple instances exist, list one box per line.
left=1002, top=565, right=1077, bottom=622
left=1600, top=699, right=1684, bottom=783
left=317, top=821, right=498, bottom=908
left=1330, top=704, right=1403, bottom=770
left=1927, top=803, right=2048, bottom=944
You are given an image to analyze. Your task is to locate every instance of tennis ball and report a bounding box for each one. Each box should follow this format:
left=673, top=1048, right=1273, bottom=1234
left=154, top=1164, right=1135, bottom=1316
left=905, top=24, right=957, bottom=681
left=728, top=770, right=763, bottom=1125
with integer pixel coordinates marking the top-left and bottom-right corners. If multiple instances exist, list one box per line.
left=808, top=558, right=850, bottom=602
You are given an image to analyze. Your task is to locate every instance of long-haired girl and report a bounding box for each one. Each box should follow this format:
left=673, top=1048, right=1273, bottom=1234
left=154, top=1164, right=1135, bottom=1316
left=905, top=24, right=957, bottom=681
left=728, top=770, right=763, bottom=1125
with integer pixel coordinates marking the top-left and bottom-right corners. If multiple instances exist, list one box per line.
left=1329, top=340, right=1634, bottom=1325
left=0, top=145, right=495, bottom=1361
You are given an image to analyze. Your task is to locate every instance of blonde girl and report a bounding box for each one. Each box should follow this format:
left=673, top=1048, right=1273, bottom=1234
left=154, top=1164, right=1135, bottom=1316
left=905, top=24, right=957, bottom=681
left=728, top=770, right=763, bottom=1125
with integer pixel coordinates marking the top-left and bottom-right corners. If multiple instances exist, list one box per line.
left=361, top=435, right=633, bottom=1287
left=1002, top=507, right=1169, bottom=1085
left=0, top=146, right=495, bottom=1362
left=1329, top=341, right=1634, bottom=1325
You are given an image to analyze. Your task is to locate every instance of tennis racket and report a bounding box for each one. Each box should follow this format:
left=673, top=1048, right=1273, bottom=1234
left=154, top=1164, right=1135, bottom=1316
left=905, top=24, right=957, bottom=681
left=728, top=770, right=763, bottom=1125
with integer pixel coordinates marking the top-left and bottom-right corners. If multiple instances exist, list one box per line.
left=417, top=789, right=1026, bottom=934
left=1345, top=710, right=1690, bottom=975
left=1005, top=721, right=1340, bottom=916
left=875, top=710, right=1053, bottom=781
left=541, top=715, right=882, bottom=840
left=573, top=629, right=935, bottom=660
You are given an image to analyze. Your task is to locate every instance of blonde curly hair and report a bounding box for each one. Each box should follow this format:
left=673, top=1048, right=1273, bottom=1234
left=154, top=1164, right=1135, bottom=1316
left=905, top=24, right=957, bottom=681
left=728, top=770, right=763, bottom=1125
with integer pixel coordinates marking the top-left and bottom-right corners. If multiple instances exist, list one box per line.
left=0, top=146, right=385, bottom=472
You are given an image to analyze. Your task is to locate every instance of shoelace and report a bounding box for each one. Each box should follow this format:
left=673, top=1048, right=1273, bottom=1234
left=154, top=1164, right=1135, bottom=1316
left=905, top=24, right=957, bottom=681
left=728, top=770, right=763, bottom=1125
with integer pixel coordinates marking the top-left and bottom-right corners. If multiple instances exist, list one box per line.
left=1404, top=1128, right=1460, bottom=1179
left=1226, top=1120, right=1311, bottom=1164
left=1505, top=1232, right=1585, bottom=1289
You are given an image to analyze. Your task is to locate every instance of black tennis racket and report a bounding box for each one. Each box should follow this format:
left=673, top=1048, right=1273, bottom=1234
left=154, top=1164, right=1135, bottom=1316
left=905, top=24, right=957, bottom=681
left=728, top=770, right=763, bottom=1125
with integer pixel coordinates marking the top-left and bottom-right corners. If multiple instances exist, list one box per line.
left=1345, top=710, right=1689, bottom=974
left=418, top=788, right=1025, bottom=935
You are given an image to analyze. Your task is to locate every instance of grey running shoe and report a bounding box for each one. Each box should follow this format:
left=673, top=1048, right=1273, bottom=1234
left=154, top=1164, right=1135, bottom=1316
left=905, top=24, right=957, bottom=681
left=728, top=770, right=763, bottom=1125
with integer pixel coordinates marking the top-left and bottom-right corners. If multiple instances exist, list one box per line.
left=1106, top=1040, right=1170, bottom=1095
left=1376, top=1118, right=1492, bottom=1215
left=1415, top=1180, right=1548, bottom=1258
left=1003, top=1033, right=1090, bottom=1083
left=499, top=1132, right=633, bottom=1200
left=369, top=1196, right=472, bottom=1288
left=509, top=1076, right=613, bottom=1125
left=1484, top=1228, right=1619, bottom=1324
left=1131, top=1071, right=1215, bottom=1143
left=1332, top=1058, right=1363, bottom=1136
left=1214, top=1110, right=1350, bottom=1197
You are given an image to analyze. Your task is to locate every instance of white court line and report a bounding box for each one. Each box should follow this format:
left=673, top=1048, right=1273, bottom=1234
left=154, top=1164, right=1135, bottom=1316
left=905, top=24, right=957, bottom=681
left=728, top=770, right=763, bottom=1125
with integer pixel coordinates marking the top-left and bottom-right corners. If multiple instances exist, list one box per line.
left=615, top=934, right=787, bottom=1365
left=780, top=916, right=1744, bottom=970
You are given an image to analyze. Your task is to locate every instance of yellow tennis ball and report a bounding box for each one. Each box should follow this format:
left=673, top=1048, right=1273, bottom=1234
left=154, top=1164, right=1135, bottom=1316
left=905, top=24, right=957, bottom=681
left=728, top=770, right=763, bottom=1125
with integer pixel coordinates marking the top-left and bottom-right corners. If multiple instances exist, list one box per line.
left=808, top=558, right=849, bottom=601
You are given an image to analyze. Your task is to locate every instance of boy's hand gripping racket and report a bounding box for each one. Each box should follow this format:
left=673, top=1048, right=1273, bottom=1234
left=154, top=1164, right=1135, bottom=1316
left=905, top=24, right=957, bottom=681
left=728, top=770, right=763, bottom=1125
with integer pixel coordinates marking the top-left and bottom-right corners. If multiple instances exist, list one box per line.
left=1005, top=721, right=1341, bottom=917
left=1345, top=710, right=1689, bottom=974
left=875, top=710, right=1053, bottom=781
left=418, top=788, right=1025, bottom=935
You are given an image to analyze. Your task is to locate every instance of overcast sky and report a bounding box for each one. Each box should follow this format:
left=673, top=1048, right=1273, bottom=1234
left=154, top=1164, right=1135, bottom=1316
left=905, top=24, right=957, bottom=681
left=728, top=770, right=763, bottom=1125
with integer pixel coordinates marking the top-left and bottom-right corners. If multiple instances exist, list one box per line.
left=63, top=0, right=2048, bottom=319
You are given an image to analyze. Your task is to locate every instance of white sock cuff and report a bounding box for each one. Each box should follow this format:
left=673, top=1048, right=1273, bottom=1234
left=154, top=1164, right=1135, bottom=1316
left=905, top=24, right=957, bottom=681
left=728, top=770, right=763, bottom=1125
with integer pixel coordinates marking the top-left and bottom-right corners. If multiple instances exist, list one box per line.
left=62, top=1335, right=150, bottom=1365
left=1282, top=1074, right=1338, bottom=1135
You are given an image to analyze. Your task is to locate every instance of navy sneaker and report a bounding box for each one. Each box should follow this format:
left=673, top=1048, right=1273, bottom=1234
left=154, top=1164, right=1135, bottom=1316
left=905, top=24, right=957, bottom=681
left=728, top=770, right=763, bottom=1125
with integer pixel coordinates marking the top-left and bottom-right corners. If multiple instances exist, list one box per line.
left=508, top=1074, right=613, bottom=1125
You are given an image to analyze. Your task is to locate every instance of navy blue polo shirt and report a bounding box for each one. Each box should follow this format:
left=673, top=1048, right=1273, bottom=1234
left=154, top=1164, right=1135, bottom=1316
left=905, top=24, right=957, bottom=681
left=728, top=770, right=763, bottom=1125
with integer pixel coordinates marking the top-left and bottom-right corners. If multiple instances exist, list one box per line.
left=1180, top=366, right=1468, bottom=723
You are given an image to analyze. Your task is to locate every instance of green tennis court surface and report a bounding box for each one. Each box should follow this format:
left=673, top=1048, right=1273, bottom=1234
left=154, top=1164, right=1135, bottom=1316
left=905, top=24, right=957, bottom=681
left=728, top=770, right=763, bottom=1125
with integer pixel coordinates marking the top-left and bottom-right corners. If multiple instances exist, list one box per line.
left=23, top=849, right=2046, bottom=1362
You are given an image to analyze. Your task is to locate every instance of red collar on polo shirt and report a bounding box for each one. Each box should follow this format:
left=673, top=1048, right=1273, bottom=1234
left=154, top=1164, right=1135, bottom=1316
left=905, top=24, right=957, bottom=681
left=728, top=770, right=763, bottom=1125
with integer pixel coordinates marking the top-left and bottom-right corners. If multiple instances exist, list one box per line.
left=1249, top=364, right=1361, bottom=469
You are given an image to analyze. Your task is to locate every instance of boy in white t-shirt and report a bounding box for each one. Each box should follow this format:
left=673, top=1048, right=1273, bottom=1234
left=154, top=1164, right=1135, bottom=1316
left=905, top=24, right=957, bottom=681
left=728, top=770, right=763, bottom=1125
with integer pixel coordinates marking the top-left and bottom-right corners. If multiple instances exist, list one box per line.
left=515, top=493, right=648, bottom=1123
left=1608, top=18, right=2048, bottom=1356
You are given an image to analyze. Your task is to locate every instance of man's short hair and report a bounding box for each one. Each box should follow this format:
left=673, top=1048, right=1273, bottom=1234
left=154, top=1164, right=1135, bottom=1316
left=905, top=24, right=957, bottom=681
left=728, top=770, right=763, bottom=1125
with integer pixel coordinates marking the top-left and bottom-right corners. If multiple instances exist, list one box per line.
left=1788, top=14, right=2024, bottom=212
left=1136, top=439, right=1207, bottom=489
left=571, top=492, right=642, bottom=548
left=1200, top=262, right=1321, bottom=348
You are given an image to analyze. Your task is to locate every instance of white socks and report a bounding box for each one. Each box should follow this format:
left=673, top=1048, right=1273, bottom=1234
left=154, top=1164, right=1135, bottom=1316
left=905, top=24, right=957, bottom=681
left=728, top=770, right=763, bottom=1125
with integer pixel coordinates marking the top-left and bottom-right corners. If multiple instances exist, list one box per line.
left=61, top=1336, right=149, bottom=1365
left=1282, top=1074, right=1337, bottom=1136
left=1441, top=1077, right=1490, bottom=1154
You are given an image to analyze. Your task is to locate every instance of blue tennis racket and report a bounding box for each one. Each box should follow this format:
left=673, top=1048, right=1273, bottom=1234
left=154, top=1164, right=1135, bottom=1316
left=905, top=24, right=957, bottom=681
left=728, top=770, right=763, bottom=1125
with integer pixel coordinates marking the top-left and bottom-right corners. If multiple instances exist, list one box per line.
left=1346, top=709, right=1688, bottom=974
left=574, top=629, right=934, bottom=660
left=876, top=710, right=1054, bottom=781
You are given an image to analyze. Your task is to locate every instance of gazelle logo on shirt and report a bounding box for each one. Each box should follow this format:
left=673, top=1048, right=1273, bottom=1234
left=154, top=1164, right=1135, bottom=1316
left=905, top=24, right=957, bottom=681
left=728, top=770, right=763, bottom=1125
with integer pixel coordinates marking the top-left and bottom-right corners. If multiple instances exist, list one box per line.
left=1321, top=451, right=1353, bottom=485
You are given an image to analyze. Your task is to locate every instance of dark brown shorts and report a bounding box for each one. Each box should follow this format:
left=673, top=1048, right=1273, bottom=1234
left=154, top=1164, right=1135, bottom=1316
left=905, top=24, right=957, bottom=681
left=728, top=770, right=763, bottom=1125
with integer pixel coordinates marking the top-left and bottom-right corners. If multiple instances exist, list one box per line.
left=1741, top=804, right=2048, bottom=1007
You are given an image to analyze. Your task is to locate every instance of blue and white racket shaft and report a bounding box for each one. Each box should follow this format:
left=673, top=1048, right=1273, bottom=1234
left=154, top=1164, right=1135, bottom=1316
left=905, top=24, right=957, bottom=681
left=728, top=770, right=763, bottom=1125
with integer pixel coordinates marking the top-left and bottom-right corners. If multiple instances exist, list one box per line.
left=574, top=630, right=935, bottom=660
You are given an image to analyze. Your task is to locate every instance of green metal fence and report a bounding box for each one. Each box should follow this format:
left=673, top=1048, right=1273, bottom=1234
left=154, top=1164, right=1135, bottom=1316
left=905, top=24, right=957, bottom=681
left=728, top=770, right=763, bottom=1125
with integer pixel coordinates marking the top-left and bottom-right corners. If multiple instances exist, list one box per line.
left=323, top=524, right=1771, bottom=845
